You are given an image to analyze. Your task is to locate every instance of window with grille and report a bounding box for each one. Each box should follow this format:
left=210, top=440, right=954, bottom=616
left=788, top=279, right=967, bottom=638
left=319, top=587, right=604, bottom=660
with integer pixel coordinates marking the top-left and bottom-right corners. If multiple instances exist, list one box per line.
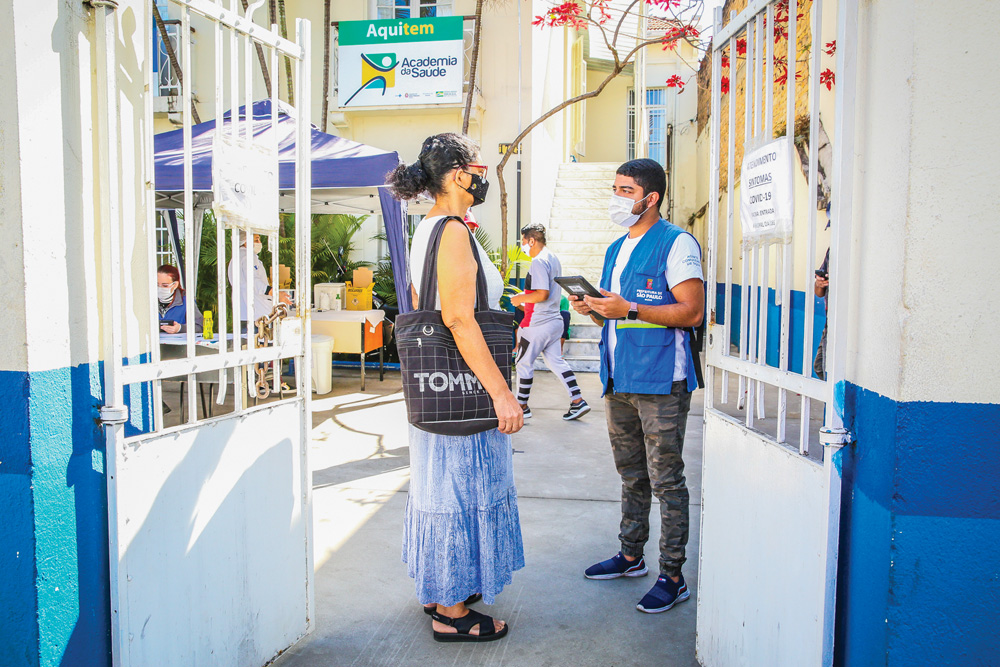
left=627, top=88, right=670, bottom=167
left=155, top=212, right=177, bottom=269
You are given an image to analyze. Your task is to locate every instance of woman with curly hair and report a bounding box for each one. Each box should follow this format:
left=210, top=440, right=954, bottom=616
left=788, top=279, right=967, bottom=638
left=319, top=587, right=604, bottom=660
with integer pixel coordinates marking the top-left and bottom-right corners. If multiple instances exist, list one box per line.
left=387, top=133, right=524, bottom=643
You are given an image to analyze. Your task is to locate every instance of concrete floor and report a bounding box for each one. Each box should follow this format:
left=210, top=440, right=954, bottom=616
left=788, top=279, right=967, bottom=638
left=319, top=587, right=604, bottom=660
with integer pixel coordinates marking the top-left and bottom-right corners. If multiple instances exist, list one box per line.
left=271, top=369, right=705, bottom=667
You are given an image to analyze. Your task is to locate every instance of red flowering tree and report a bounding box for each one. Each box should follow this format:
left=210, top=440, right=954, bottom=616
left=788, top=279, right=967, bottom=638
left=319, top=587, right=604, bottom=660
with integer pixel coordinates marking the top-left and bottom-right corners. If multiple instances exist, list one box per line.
left=495, top=0, right=836, bottom=270
left=495, top=0, right=709, bottom=271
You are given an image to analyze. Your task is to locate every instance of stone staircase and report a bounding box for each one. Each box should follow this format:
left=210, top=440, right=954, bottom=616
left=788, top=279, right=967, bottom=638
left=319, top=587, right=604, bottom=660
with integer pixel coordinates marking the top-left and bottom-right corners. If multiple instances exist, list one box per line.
left=541, top=162, right=621, bottom=373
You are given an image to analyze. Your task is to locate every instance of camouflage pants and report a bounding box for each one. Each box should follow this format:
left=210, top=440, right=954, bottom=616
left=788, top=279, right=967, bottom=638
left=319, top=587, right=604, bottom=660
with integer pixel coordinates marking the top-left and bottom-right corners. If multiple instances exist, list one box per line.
left=814, top=322, right=828, bottom=380
left=605, top=381, right=692, bottom=577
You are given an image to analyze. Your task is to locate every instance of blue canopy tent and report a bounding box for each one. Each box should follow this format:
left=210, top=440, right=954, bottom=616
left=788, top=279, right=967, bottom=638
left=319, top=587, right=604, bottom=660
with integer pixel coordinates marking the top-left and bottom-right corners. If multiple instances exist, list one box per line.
left=154, top=99, right=412, bottom=312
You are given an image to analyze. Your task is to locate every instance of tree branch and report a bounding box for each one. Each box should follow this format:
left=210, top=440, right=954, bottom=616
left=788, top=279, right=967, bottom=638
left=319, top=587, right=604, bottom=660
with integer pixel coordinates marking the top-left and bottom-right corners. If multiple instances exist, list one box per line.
left=321, top=0, right=331, bottom=131
left=463, top=0, right=484, bottom=133
left=611, top=0, right=641, bottom=68
left=240, top=0, right=272, bottom=96
left=495, top=61, right=628, bottom=272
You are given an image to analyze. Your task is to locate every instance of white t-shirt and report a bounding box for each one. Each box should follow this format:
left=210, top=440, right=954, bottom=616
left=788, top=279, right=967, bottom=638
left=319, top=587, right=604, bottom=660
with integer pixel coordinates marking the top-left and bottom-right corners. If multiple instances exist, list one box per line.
left=523, top=246, right=563, bottom=326
left=409, top=215, right=504, bottom=310
left=607, top=231, right=704, bottom=381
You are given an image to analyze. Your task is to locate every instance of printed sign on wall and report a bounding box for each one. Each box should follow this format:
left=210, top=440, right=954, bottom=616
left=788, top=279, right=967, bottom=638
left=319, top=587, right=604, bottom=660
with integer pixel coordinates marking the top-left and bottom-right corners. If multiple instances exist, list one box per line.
left=338, top=17, right=464, bottom=107
left=739, top=137, right=794, bottom=244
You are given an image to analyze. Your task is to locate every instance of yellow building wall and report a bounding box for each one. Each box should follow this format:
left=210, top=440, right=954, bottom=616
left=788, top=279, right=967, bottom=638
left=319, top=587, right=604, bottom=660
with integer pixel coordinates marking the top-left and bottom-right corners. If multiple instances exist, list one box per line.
left=583, top=68, right=629, bottom=164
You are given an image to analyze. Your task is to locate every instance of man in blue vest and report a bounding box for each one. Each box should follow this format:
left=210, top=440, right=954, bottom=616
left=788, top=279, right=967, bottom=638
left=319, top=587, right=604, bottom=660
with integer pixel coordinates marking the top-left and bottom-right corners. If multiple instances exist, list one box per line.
left=570, top=158, right=704, bottom=614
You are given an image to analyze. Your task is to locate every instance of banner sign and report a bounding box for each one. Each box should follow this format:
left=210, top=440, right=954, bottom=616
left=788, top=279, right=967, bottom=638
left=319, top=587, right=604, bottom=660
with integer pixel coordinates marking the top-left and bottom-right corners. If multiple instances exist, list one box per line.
left=337, top=17, right=464, bottom=107
left=213, top=134, right=279, bottom=232
left=739, top=137, right=794, bottom=244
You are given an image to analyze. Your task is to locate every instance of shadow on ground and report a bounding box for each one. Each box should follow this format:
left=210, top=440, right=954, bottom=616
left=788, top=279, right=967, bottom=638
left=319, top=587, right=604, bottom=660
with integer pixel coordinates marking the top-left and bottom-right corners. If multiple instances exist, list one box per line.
left=272, top=370, right=704, bottom=667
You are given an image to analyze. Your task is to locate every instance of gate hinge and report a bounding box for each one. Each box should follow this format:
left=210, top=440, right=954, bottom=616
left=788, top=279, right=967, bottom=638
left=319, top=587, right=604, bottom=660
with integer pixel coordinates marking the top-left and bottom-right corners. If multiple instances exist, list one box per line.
left=819, top=426, right=853, bottom=448
left=99, top=405, right=129, bottom=426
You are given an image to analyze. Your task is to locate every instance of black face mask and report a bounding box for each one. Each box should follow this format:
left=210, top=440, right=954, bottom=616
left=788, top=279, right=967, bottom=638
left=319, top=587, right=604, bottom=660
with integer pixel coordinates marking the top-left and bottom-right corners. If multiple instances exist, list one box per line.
left=461, top=170, right=489, bottom=206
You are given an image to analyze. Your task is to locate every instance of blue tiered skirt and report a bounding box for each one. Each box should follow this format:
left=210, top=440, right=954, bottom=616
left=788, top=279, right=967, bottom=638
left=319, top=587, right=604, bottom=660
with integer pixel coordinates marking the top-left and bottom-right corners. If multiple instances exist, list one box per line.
left=403, top=425, right=525, bottom=606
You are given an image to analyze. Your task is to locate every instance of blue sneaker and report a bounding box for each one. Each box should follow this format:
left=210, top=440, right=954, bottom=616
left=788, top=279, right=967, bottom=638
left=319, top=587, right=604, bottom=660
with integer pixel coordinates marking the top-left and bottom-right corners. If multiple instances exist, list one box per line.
left=584, top=552, right=648, bottom=580
left=636, top=574, right=690, bottom=613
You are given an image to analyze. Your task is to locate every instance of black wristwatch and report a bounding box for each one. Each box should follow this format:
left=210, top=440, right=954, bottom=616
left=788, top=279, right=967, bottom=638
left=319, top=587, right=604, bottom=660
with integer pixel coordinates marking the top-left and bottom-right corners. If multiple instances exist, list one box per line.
left=626, top=302, right=639, bottom=321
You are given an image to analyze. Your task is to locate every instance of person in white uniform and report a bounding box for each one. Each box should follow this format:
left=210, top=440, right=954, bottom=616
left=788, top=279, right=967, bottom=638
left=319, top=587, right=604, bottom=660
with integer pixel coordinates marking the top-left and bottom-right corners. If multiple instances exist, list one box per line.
left=227, top=232, right=287, bottom=330
left=509, top=224, right=590, bottom=421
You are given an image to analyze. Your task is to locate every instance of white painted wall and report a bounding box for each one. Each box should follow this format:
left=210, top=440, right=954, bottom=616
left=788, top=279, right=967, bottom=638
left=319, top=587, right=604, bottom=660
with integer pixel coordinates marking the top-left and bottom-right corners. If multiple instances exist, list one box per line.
left=0, top=0, right=153, bottom=373
left=697, top=413, right=833, bottom=667
left=0, top=5, right=29, bottom=374
left=847, top=0, right=1000, bottom=404
left=528, top=12, right=569, bottom=230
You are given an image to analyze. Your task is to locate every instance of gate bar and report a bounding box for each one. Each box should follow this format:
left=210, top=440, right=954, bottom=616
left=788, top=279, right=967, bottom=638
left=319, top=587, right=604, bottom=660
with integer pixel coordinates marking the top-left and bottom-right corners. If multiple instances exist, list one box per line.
left=800, top=0, right=817, bottom=454
left=295, top=16, right=316, bottom=629
left=756, top=6, right=775, bottom=420
left=122, top=344, right=292, bottom=385
left=705, top=5, right=724, bottom=411
left=144, top=5, right=164, bottom=431
left=826, top=0, right=859, bottom=433
left=737, top=21, right=754, bottom=412
left=715, top=0, right=775, bottom=46
left=229, top=0, right=244, bottom=412
left=722, top=10, right=737, bottom=405
left=778, top=0, right=799, bottom=445
left=182, top=4, right=197, bottom=423
left=748, top=15, right=763, bottom=421
left=95, top=3, right=127, bottom=662
left=173, top=0, right=304, bottom=58
left=270, top=31, right=281, bottom=395
left=214, top=4, right=229, bottom=403
left=744, top=21, right=760, bottom=425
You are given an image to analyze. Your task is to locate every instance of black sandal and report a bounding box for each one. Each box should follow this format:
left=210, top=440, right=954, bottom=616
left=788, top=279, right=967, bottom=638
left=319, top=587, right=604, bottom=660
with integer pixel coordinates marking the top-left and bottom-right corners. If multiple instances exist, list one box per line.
left=430, top=608, right=508, bottom=643
left=422, top=593, right=482, bottom=615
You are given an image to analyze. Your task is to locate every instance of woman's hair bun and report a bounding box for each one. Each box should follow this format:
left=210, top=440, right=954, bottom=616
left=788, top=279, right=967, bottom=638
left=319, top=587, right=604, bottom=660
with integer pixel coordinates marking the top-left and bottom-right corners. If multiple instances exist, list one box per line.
left=387, top=160, right=430, bottom=201
left=387, top=132, right=480, bottom=201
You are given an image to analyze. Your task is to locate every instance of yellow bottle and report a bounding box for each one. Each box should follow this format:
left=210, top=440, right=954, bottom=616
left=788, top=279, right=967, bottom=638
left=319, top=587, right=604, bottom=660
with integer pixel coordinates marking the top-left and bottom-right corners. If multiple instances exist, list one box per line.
left=203, top=310, right=214, bottom=340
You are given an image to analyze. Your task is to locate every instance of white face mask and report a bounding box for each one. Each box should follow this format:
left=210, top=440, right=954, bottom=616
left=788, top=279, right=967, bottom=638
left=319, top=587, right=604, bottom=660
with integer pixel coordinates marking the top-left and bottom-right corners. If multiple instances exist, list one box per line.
left=608, top=193, right=651, bottom=228
left=253, top=241, right=263, bottom=255
left=521, top=243, right=532, bottom=256
left=157, top=285, right=175, bottom=303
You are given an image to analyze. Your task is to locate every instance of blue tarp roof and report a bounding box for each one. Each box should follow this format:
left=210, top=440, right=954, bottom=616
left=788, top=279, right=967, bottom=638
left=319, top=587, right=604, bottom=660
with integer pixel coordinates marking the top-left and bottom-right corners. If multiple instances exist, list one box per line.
left=154, top=99, right=400, bottom=191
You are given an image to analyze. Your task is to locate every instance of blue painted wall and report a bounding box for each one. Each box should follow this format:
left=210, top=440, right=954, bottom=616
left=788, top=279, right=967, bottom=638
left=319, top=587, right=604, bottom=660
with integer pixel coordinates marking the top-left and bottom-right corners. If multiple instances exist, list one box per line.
left=835, top=384, right=1000, bottom=665
left=0, top=371, right=38, bottom=666
left=715, top=283, right=827, bottom=376
left=0, top=364, right=112, bottom=667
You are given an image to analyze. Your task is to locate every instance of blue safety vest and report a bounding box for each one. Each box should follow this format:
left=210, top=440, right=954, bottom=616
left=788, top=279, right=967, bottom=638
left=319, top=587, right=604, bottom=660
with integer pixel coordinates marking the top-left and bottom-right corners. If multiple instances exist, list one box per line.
left=599, top=219, right=700, bottom=396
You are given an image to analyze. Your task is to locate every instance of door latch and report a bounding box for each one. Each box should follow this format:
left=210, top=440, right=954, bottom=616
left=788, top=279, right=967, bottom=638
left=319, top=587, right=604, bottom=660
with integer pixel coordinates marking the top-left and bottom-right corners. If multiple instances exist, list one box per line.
left=99, top=405, right=129, bottom=425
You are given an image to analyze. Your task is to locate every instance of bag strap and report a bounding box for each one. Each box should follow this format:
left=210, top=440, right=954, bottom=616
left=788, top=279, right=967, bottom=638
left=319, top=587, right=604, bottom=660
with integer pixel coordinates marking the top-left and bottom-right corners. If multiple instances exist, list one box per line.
left=419, top=216, right=490, bottom=312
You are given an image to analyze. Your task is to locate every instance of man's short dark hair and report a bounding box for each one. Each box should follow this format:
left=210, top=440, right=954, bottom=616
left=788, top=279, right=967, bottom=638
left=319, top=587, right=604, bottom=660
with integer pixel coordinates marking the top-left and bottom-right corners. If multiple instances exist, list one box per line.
left=520, top=223, right=546, bottom=244
left=616, top=158, right=667, bottom=211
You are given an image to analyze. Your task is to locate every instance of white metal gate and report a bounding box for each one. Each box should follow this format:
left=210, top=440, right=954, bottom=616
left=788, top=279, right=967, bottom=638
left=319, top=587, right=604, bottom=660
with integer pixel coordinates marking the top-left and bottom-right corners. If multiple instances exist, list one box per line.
left=96, top=2, right=313, bottom=665
left=697, top=1, right=856, bottom=665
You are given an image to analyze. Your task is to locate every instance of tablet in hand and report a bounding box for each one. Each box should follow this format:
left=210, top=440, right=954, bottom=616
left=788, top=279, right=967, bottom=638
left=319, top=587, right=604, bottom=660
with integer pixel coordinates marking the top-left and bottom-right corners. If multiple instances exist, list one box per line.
left=554, top=275, right=602, bottom=298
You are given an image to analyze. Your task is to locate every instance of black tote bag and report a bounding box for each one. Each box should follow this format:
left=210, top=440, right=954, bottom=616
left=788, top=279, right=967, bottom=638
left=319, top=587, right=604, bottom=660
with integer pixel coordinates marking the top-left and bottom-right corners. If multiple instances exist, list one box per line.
left=395, top=216, right=515, bottom=436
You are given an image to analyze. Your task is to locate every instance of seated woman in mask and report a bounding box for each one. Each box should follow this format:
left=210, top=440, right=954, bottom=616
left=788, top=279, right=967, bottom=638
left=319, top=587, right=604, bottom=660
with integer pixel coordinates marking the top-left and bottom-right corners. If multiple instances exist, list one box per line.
left=157, top=264, right=203, bottom=334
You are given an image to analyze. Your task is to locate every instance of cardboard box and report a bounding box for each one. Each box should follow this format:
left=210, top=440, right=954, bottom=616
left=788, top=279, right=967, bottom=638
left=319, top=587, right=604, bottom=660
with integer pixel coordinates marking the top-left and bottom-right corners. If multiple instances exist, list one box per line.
left=278, top=264, right=292, bottom=289
left=346, top=268, right=374, bottom=311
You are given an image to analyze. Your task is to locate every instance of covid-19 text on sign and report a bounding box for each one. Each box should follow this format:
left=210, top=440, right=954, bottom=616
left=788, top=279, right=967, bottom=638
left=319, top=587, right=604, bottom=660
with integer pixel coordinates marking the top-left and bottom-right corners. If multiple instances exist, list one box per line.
left=739, top=138, right=794, bottom=244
